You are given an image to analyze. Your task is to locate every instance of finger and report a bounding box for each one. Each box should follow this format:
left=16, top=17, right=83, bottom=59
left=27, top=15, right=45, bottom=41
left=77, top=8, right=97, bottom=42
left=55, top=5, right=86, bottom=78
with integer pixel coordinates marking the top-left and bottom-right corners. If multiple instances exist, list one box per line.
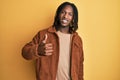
left=45, top=50, right=53, bottom=53
left=45, top=53, right=52, bottom=56
left=45, top=46, right=53, bottom=50
left=42, top=34, right=48, bottom=43
left=45, top=43, right=53, bottom=47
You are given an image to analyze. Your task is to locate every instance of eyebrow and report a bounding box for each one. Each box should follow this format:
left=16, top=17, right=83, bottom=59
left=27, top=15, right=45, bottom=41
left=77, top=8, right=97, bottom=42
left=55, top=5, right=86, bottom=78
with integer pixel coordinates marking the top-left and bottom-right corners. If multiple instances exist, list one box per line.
left=61, top=9, right=73, bottom=13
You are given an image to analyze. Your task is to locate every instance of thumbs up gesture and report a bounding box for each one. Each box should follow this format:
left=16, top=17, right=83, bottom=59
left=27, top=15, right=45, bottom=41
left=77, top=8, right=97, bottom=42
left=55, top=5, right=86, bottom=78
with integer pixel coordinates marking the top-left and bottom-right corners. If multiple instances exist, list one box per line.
left=38, top=34, right=53, bottom=56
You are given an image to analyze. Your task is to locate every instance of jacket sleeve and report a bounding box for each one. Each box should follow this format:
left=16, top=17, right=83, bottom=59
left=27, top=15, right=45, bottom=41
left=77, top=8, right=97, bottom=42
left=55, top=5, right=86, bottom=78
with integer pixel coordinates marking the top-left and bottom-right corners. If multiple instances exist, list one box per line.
left=22, top=32, right=41, bottom=60
left=78, top=36, right=84, bottom=80
left=79, top=48, right=84, bottom=80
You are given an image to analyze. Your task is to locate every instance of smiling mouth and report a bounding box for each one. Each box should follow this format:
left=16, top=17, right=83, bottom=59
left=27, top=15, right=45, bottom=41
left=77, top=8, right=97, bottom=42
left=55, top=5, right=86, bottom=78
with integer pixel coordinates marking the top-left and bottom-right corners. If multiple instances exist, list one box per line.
left=62, top=20, right=68, bottom=23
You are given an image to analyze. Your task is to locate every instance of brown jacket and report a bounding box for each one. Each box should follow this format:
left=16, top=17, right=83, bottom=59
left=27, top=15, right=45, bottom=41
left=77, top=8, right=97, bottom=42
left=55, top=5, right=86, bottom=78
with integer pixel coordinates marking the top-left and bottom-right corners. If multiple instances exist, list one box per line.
left=22, top=26, right=84, bottom=80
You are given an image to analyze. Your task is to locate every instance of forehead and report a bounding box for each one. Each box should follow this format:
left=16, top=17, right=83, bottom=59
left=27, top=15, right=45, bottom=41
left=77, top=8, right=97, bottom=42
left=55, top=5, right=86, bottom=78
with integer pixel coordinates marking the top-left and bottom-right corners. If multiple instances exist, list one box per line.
left=61, top=5, right=73, bottom=13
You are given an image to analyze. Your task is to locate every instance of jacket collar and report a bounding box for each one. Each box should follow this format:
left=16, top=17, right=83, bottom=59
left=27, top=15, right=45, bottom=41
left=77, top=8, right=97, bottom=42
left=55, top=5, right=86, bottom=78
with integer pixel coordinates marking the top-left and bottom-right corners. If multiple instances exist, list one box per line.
left=48, top=26, right=80, bottom=45
left=48, top=26, right=78, bottom=36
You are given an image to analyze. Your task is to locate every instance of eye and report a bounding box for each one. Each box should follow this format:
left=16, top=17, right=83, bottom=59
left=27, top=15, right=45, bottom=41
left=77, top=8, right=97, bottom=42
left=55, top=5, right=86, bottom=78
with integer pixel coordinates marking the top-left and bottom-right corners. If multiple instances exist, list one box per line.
left=61, top=11, right=65, bottom=14
left=68, top=13, right=73, bottom=16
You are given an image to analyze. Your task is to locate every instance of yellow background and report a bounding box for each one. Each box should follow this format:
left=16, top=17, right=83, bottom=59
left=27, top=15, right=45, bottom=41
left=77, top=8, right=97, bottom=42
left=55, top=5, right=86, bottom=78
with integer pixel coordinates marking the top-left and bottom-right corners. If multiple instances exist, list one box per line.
left=0, top=0, right=120, bottom=80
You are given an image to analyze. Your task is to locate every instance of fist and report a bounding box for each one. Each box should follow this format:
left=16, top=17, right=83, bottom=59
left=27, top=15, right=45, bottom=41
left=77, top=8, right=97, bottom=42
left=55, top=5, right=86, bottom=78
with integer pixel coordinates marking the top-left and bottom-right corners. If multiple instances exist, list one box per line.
left=38, top=34, right=53, bottom=56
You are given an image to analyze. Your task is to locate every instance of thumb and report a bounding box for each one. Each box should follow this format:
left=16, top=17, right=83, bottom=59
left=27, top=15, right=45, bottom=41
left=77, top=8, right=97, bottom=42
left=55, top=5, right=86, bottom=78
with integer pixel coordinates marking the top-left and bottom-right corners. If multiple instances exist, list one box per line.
left=42, top=34, right=48, bottom=43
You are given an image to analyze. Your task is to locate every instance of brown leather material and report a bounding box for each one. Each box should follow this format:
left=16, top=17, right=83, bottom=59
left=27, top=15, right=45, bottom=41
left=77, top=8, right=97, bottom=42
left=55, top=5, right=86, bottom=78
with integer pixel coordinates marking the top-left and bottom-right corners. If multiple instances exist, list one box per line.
left=22, top=26, right=84, bottom=80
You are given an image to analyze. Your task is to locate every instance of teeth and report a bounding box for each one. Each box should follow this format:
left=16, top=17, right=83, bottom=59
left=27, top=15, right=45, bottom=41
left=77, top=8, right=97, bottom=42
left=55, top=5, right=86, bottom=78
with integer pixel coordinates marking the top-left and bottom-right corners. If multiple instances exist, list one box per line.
left=62, top=20, right=68, bottom=23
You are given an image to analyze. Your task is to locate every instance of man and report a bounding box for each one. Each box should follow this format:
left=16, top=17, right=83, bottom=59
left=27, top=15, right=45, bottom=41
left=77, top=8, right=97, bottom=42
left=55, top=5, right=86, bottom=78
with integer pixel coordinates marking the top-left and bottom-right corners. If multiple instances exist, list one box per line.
left=22, top=2, right=84, bottom=80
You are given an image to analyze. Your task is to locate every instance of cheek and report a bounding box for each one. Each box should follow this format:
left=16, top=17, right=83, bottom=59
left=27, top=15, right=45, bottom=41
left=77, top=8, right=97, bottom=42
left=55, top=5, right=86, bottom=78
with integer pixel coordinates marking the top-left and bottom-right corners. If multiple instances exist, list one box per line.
left=69, top=17, right=73, bottom=22
left=69, top=15, right=73, bottom=20
left=70, top=16, right=73, bottom=21
left=59, top=15, right=62, bottom=21
left=59, top=14, right=64, bottom=19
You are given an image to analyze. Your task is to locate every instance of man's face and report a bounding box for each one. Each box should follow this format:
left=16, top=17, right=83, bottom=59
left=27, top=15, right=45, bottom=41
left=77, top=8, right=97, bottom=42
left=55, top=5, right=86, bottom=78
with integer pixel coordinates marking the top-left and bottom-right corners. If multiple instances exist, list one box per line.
left=59, top=5, right=73, bottom=27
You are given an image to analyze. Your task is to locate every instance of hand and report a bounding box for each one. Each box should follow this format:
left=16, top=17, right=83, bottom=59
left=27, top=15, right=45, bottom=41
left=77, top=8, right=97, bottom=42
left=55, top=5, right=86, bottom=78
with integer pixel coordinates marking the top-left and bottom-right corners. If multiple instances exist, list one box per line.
left=38, top=34, right=53, bottom=56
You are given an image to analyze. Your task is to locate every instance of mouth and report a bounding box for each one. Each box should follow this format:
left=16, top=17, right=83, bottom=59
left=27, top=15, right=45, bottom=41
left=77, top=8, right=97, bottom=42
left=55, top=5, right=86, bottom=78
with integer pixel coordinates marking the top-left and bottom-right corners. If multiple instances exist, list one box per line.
left=61, top=19, right=68, bottom=24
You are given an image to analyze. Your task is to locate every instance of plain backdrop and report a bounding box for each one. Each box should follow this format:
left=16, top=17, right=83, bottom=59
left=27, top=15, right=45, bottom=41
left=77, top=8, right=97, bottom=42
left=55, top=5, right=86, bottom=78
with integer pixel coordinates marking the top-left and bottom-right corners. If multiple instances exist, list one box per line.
left=0, top=0, right=120, bottom=80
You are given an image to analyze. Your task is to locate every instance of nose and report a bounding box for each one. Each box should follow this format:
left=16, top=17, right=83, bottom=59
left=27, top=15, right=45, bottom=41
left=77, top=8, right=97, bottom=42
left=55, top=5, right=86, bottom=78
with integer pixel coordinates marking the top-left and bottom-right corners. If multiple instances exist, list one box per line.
left=63, top=13, right=68, bottom=18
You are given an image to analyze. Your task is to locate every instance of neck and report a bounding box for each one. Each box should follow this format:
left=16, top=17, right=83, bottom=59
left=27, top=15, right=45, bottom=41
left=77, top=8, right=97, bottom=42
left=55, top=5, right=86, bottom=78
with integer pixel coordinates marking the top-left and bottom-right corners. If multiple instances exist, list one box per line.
left=59, top=26, right=70, bottom=34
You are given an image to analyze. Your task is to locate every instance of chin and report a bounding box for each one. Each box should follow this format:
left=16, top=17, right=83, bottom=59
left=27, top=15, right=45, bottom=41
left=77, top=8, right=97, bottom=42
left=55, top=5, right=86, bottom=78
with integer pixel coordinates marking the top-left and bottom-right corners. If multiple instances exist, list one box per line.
left=61, top=24, right=69, bottom=27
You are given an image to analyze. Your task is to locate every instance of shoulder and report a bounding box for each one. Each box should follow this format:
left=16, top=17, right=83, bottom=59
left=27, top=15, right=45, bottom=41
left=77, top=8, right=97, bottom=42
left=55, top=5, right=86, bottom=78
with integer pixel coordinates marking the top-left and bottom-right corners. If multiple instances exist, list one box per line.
left=35, top=26, right=56, bottom=40
left=33, top=27, right=50, bottom=40
left=38, top=26, right=56, bottom=34
left=73, top=32, right=83, bottom=46
left=38, top=27, right=49, bottom=33
left=36, top=27, right=51, bottom=35
left=74, top=32, right=83, bottom=42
